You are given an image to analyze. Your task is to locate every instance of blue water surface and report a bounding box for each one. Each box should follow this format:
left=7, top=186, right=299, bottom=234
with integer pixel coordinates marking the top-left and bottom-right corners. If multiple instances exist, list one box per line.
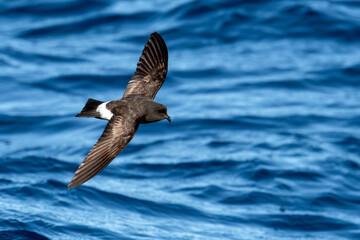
left=1, top=0, right=360, bottom=239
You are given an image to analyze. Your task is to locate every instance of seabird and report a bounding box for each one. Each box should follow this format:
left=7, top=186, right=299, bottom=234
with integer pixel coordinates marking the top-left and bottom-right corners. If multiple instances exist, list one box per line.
left=68, top=32, right=170, bottom=189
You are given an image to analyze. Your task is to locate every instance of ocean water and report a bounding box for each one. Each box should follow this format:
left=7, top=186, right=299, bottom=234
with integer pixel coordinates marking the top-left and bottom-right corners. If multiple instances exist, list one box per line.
left=1, top=0, right=360, bottom=239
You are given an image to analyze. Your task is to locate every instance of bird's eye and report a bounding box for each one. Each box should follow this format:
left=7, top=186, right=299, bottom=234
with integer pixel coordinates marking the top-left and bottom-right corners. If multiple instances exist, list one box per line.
left=158, top=109, right=166, bottom=114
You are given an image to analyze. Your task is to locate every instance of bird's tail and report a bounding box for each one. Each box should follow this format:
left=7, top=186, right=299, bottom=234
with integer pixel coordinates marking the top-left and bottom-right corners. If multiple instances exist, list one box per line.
left=76, top=98, right=104, bottom=119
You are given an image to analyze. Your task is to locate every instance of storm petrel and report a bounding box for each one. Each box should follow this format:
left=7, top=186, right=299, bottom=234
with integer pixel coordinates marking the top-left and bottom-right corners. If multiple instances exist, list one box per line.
left=68, top=32, right=170, bottom=189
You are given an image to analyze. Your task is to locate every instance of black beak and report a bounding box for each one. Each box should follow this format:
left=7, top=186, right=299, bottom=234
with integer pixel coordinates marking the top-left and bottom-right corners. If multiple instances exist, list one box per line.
left=165, top=115, right=171, bottom=123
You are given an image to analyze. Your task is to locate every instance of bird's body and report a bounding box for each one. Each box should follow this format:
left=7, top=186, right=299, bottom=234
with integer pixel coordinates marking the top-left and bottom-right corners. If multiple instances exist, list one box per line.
left=98, top=96, right=169, bottom=124
left=68, top=32, right=170, bottom=189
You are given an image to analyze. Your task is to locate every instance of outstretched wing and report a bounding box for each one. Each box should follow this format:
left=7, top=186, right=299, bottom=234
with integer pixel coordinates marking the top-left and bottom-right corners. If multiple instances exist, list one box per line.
left=123, top=32, right=168, bottom=100
left=68, top=115, right=139, bottom=189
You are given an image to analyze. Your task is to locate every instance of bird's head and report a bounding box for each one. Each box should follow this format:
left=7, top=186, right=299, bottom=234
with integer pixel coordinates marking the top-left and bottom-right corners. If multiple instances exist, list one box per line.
left=145, top=102, right=171, bottom=123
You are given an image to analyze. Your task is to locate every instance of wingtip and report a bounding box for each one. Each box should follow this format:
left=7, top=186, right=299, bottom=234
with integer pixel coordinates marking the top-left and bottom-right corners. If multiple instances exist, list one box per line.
left=150, top=31, right=162, bottom=39
left=67, top=181, right=77, bottom=189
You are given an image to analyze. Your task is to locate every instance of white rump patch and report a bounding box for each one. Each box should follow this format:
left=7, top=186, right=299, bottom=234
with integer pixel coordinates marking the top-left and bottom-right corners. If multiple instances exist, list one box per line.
left=97, top=102, right=113, bottom=120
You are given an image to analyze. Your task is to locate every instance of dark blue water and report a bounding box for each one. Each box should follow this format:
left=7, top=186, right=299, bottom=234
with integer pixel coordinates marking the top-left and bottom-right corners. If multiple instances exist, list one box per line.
left=1, top=0, right=360, bottom=239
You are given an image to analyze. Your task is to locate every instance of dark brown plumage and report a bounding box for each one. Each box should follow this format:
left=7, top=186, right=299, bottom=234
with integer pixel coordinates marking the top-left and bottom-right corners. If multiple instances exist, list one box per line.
left=123, top=32, right=168, bottom=99
left=68, top=32, right=170, bottom=189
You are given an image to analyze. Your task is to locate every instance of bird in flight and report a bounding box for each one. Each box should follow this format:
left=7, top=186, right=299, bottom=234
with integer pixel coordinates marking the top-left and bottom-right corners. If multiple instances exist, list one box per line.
left=68, top=32, right=170, bottom=189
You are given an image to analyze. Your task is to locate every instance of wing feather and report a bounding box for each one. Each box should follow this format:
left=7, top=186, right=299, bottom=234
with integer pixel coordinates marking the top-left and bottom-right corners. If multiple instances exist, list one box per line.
left=123, top=32, right=168, bottom=99
left=68, top=115, right=139, bottom=189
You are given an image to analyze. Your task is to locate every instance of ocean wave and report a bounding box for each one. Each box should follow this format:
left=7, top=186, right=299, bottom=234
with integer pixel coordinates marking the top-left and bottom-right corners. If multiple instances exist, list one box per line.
left=1, top=0, right=360, bottom=239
